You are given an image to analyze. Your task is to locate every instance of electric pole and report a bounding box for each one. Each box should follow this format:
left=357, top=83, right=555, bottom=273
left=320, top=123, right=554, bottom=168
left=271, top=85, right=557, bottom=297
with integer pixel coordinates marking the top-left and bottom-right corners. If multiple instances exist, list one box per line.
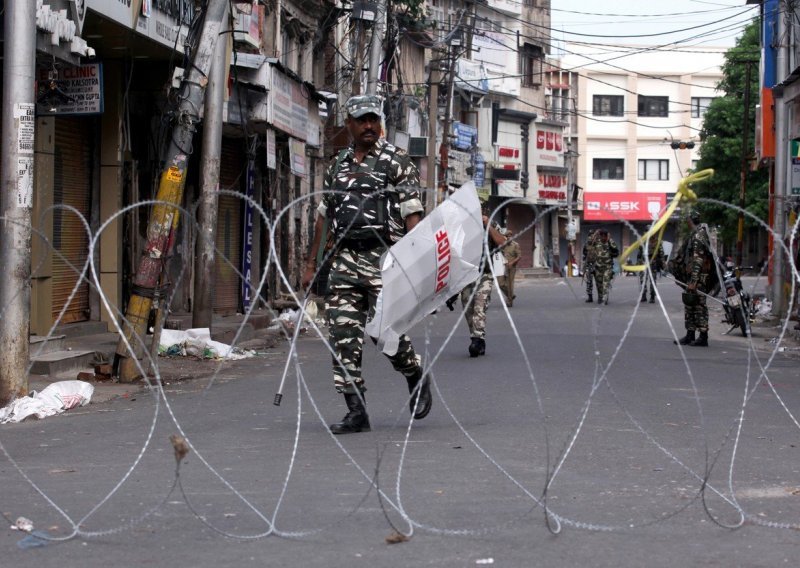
left=366, top=0, right=385, bottom=95
left=426, top=64, right=440, bottom=212
left=736, top=60, right=753, bottom=268
left=115, top=0, right=229, bottom=382
left=193, top=3, right=230, bottom=329
left=0, top=0, right=36, bottom=405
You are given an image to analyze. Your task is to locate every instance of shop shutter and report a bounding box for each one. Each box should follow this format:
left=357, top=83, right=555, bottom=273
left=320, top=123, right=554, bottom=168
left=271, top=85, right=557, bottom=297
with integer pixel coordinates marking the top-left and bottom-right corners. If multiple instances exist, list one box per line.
left=510, top=206, right=535, bottom=269
left=213, top=138, right=244, bottom=314
left=52, top=117, right=92, bottom=324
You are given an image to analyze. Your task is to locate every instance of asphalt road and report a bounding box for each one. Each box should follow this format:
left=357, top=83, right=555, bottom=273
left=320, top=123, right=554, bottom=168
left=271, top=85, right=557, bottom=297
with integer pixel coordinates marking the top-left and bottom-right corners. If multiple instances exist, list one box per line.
left=2, top=274, right=799, bottom=567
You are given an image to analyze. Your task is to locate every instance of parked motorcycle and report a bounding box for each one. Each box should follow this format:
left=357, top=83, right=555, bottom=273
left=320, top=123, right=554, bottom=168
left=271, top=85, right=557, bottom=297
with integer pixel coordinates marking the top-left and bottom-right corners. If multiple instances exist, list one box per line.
left=719, top=260, right=753, bottom=337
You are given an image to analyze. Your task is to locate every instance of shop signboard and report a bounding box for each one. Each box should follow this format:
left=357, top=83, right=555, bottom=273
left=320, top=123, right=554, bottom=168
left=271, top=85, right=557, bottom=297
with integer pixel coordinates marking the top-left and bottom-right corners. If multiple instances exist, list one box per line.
left=583, top=192, right=666, bottom=221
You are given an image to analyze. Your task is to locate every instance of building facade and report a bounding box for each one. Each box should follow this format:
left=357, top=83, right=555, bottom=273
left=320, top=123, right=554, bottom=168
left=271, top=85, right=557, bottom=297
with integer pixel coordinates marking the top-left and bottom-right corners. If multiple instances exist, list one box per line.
left=550, top=43, right=726, bottom=269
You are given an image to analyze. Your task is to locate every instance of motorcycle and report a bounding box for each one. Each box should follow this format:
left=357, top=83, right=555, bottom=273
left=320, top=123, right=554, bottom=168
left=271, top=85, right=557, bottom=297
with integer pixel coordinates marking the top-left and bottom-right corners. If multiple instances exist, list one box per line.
left=719, top=260, right=754, bottom=337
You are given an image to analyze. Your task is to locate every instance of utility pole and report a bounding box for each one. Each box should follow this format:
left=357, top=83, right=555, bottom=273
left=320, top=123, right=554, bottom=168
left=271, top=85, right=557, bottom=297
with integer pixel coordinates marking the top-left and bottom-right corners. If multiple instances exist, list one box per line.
left=771, top=10, right=788, bottom=316
left=439, top=40, right=459, bottom=202
left=193, top=3, right=230, bottom=329
left=115, top=0, right=229, bottom=382
left=736, top=60, right=753, bottom=268
left=426, top=64, right=440, bottom=212
left=0, top=0, right=36, bottom=405
left=366, top=0, right=385, bottom=95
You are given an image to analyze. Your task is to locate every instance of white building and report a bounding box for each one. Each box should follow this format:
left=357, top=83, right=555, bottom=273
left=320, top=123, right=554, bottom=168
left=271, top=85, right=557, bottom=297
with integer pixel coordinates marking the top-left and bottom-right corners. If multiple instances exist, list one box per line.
left=554, top=43, right=725, bottom=264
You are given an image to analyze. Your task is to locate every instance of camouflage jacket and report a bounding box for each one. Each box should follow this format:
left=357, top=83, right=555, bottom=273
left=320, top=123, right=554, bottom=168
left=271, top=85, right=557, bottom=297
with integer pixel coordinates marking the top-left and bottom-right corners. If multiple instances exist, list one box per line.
left=318, top=140, right=423, bottom=244
left=584, top=237, right=619, bottom=270
left=686, top=225, right=712, bottom=286
left=636, top=242, right=665, bottom=270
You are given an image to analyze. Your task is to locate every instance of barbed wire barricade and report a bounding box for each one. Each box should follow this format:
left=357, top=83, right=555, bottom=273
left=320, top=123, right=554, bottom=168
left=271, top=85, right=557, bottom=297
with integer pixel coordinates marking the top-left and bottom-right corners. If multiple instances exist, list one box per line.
left=0, top=171, right=799, bottom=549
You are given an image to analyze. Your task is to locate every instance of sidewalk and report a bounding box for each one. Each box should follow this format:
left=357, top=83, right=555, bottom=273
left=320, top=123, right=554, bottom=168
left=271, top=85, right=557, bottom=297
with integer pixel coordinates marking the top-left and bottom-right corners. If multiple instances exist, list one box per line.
left=27, top=308, right=288, bottom=405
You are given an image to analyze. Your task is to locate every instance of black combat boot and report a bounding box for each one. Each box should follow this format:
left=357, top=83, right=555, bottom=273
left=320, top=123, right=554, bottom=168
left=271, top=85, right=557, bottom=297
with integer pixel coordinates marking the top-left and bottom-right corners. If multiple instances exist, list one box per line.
left=406, top=369, right=432, bottom=420
left=329, top=393, right=370, bottom=434
left=585, top=294, right=593, bottom=303
left=649, top=296, right=655, bottom=303
left=468, top=337, right=486, bottom=357
left=690, top=331, right=709, bottom=347
left=674, top=330, right=696, bottom=345
left=640, top=293, right=647, bottom=302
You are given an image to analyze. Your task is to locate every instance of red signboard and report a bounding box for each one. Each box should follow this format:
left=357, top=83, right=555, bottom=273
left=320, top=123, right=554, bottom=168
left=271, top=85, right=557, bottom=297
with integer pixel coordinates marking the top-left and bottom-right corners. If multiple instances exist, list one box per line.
left=583, top=192, right=666, bottom=221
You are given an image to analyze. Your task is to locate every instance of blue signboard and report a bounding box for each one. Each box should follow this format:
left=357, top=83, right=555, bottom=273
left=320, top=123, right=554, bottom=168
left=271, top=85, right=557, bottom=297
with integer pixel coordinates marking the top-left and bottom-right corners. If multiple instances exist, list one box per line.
left=241, top=159, right=255, bottom=310
left=453, top=122, right=477, bottom=151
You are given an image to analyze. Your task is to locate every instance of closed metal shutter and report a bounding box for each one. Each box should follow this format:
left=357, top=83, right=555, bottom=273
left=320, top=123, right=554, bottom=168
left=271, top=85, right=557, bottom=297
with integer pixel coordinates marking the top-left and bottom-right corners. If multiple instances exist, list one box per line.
left=213, top=138, right=244, bottom=314
left=52, top=117, right=92, bottom=324
left=510, top=205, right=535, bottom=269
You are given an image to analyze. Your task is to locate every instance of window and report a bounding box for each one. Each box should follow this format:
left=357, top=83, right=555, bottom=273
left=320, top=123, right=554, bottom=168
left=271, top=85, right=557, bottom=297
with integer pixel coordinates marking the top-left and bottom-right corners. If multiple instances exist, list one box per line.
left=520, top=44, right=544, bottom=88
left=551, top=88, right=570, bottom=121
left=638, top=95, right=668, bottom=117
left=638, top=159, right=669, bottom=181
left=593, top=158, right=624, bottom=180
left=691, top=97, right=714, bottom=118
left=592, top=95, right=623, bottom=117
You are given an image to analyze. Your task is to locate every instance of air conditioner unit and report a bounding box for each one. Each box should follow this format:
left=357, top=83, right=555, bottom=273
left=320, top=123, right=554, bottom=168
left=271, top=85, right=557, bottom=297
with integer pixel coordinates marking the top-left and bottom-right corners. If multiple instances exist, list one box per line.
left=408, top=136, right=428, bottom=157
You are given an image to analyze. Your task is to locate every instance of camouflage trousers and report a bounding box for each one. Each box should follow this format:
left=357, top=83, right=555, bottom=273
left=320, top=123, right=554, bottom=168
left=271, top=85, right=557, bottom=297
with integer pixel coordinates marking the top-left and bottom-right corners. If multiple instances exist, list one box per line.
left=639, top=270, right=659, bottom=299
left=460, top=272, right=494, bottom=339
left=326, top=246, right=421, bottom=394
left=683, top=293, right=709, bottom=332
left=587, top=264, right=614, bottom=300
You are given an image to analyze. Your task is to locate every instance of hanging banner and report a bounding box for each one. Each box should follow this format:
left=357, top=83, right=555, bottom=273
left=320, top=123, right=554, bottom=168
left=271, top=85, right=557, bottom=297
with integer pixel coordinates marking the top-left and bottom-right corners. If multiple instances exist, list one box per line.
left=366, top=182, right=484, bottom=355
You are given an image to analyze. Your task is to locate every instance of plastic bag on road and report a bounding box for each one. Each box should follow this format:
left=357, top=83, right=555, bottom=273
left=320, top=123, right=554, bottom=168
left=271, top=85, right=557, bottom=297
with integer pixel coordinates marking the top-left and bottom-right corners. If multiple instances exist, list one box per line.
left=159, top=328, right=255, bottom=360
left=0, top=380, right=94, bottom=424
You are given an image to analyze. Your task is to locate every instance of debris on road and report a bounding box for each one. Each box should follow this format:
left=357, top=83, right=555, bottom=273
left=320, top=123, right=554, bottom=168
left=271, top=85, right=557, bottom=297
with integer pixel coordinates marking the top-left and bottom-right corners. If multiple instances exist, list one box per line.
left=0, top=380, right=94, bottom=424
left=158, top=328, right=256, bottom=360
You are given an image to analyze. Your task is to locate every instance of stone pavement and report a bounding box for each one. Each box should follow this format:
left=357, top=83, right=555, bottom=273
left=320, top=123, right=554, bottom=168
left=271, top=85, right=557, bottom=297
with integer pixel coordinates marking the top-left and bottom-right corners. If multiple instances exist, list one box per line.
left=27, top=307, right=289, bottom=405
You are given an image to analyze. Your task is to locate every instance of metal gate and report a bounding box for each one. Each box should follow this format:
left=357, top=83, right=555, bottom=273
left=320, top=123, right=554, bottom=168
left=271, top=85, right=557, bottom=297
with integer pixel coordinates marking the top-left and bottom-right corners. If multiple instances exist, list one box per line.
left=213, top=139, right=244, bottom=314
left=52, top=117, right=93, bottom=324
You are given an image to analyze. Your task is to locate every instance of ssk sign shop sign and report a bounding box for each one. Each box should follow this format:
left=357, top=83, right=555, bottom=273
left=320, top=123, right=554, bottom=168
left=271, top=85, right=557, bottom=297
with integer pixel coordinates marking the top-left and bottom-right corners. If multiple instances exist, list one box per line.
left=583, top=192, right=666, bottom=221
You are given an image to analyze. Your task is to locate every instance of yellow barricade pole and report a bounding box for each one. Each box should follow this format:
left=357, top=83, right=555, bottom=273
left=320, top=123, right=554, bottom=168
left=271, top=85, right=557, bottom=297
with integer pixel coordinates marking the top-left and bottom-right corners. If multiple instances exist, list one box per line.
left=618, top=169, right=715, bottom=272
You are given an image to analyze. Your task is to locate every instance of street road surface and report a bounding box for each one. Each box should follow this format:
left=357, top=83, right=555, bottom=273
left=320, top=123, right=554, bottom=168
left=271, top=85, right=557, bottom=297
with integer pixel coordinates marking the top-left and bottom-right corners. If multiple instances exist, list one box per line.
left=2, top=274, right=799, bottom=567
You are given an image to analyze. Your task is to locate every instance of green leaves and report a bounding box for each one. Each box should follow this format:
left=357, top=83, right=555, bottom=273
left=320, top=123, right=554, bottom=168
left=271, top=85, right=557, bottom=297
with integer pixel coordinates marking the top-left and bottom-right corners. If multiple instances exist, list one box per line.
left=692, top=20, right=767, bottom=245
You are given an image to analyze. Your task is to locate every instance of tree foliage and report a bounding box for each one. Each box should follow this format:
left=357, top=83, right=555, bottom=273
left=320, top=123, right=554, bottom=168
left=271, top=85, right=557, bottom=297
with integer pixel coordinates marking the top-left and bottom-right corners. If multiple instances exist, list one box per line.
left=692, top=20, right=768, bottom=248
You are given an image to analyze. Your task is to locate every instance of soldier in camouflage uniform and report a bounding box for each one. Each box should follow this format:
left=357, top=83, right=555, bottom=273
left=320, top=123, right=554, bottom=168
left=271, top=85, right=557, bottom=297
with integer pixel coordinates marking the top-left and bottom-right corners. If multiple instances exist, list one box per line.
left=675, top=210, right=712, bottom=347
left=498, top=229, right=521, bottom=307
left=460, top=212, right=507, bottom=357
left=301, top=95, right=431, bottom=435
left=583, top=229, right=619, bottom=305
left=581, top=230, right=597, bottom=302
left=637, top=236, right=665, bottom=303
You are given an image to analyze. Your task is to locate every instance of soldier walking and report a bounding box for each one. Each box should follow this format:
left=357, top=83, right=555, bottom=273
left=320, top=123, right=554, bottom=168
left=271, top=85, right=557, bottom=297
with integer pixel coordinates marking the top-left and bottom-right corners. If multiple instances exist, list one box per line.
left=583, top=229, right=619, bottom=304
left=637, top=235, right=665, bottom=303
left=460, top=211, right=507, bottom=357
left=498, top=229, right=521, bottom=307
left=302, top=95, right=432, bottom=434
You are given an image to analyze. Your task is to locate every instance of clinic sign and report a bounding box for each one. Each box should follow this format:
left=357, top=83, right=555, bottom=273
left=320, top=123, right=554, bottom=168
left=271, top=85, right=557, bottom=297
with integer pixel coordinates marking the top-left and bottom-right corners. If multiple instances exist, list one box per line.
left=36, top=63, right=104, bottom=115
left=583, top=192, right=666, bottom=221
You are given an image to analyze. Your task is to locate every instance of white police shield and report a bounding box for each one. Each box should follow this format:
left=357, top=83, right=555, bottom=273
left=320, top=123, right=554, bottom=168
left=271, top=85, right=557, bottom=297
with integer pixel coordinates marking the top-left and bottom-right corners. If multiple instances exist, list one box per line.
left=366, top=182, right=484, bottom=355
